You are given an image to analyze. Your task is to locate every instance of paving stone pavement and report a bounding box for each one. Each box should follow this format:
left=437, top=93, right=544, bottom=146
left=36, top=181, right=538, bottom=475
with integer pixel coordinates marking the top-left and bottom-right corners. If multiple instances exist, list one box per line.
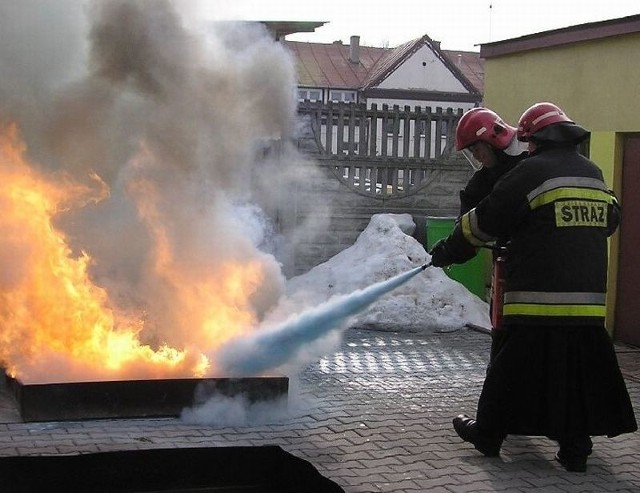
left=0, top=328, right=638, bottom=492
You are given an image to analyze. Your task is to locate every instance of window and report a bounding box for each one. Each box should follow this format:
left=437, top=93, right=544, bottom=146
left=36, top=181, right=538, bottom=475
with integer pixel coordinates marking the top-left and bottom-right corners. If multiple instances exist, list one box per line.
left=298, top=88, right=322, bottom=102
left=329, top=90, right=356, bottom=103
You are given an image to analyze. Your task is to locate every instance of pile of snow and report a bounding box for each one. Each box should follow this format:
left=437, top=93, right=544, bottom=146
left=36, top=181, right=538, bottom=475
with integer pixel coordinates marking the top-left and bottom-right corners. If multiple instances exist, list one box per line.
left=268, top=213, right=490, bottom=332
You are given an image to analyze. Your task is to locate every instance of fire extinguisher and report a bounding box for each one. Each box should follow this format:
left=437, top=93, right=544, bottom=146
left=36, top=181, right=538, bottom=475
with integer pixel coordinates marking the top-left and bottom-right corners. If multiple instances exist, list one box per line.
left=490, top=246, right=507, bottom=331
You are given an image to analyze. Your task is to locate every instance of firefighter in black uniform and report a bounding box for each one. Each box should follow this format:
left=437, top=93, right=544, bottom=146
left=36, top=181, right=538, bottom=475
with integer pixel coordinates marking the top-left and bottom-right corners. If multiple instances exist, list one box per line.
left=454, top=108, right=527, bottom=361
left=430, top=102, right=637, bottom=472
left=455, top=107, right=527, bottom=216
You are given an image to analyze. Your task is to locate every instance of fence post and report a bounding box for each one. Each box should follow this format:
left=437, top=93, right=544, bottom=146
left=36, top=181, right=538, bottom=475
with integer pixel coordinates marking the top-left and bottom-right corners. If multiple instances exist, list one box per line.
left=336, top=103, right=345, bottom=155
left=413, top=106, right=422, bottom=160
left=348, top=102, right=357, bottom=156
left=434, top=107, right=443, bottom=158
left=358, top=102, right=367, bottom=157
left=326, top=102, right=334, bottom=155
left=381, top=104, right=389, bottom=157
left=403, top=105, right=411, bottom=159
left=369, top=103, right=378, bottom=157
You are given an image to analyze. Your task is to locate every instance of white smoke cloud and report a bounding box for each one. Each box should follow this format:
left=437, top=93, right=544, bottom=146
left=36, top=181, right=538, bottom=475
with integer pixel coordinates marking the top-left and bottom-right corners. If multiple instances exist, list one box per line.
left=180, top=393, right=289, bottom=426
left=0, top=0, right=330, bottom=379
left=180, top=375, right=313, bottom=426
left=0, top=0, right=89, bottom=164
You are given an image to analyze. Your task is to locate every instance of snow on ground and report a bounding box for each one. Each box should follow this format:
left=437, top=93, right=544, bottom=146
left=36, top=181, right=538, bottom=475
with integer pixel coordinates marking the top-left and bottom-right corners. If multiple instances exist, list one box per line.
left=269, top=213, right=490, bottom=332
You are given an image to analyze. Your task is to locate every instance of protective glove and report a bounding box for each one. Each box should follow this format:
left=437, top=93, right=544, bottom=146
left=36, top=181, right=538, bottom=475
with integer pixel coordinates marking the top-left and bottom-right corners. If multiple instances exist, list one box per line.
left=428, top=239, right=455, bottom=268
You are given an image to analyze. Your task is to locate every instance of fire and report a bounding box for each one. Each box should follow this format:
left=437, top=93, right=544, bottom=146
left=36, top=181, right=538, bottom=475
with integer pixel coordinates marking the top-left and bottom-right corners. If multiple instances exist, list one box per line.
left=0, top=124, right=266, bottom=383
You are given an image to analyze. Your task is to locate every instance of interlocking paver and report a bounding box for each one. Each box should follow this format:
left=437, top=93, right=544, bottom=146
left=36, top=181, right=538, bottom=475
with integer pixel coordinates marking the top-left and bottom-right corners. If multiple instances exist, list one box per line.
left=0, top=328, right=638, bottom=492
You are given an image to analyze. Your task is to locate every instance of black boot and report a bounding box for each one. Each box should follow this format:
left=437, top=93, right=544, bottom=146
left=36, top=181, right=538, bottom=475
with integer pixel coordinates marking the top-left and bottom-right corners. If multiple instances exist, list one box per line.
left=555, top=436, right=592, bottom=472
left=555, top=451, right=587, bottom=472
left=452, top=414, right=503, bottom=457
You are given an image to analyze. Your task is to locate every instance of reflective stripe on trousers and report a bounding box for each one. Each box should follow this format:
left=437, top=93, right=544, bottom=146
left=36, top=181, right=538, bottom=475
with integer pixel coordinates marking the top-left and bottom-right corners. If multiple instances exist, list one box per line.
left=503, top=291, right=606, bottom=317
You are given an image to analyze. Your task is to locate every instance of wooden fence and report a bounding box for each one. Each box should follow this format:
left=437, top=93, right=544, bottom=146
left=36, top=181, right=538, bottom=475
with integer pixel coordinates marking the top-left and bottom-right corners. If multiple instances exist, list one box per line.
left=297, top=101, right=464, bottom=198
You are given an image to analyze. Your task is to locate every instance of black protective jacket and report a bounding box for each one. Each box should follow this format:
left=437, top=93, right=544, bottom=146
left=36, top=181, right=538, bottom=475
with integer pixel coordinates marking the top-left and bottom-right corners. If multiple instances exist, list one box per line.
left=459, top=152, right=525, bottom=215
left=444, top=144, right=620, bottom=327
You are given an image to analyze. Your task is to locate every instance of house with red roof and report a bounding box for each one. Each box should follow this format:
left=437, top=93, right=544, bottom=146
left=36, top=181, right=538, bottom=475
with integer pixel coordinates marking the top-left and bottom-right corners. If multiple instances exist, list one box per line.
left=284, top=34, right=483, bottom=113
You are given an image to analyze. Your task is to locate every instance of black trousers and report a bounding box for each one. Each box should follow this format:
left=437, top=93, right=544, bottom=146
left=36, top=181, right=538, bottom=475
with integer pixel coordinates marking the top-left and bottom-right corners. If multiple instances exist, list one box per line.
left=476, top=324, right=637, bottom=440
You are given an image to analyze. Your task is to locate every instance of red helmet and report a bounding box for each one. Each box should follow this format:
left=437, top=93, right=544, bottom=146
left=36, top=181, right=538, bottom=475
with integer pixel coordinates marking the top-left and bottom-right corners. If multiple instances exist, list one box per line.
left=517, top=102, right=573, bottom=141
left=455, top=107, right=516, bottom=151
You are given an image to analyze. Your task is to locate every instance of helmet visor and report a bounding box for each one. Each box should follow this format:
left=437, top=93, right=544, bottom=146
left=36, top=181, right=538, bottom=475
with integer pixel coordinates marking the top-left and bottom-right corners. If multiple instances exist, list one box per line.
left=462, top=148, right=483, bottom=170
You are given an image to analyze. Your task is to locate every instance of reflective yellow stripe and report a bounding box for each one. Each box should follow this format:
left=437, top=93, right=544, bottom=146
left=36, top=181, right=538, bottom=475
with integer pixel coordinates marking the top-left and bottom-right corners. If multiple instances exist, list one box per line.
left=527, top=177, right=608, bottom=202
left=529, top=188, right=613, bottom=210
left=503, top=303, right=606, bottom=317
left=461, top=210, right=493, bottom=246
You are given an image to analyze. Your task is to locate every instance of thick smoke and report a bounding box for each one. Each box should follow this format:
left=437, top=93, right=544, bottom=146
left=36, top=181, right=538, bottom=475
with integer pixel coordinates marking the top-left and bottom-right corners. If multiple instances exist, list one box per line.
left=0, top=0, right=327, bottom=373
left=0, top=0, right=88, bottom=160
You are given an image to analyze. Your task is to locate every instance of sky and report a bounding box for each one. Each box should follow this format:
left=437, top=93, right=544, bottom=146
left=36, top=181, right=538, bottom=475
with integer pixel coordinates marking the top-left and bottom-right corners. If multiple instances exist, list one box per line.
left=198, top=0, right=640, bottom=51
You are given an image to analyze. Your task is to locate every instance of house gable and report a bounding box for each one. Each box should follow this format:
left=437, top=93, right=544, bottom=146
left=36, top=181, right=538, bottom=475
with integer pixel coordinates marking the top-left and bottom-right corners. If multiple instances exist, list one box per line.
left=285, top=34, right=483, bottom=106
left=364, top=35, right=481, bottom=97
left=376, top=44, right=469, bottom=92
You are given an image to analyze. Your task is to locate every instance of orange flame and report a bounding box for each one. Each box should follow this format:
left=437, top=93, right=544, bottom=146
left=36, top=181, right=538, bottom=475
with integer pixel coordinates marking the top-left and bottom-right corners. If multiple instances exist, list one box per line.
left=0, top=124, right=265, bottom=383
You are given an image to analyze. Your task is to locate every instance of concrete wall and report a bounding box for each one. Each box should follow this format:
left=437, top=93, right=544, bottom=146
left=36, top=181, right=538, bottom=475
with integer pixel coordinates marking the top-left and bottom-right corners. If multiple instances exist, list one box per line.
left=280, top=150, right=472, bottom=276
